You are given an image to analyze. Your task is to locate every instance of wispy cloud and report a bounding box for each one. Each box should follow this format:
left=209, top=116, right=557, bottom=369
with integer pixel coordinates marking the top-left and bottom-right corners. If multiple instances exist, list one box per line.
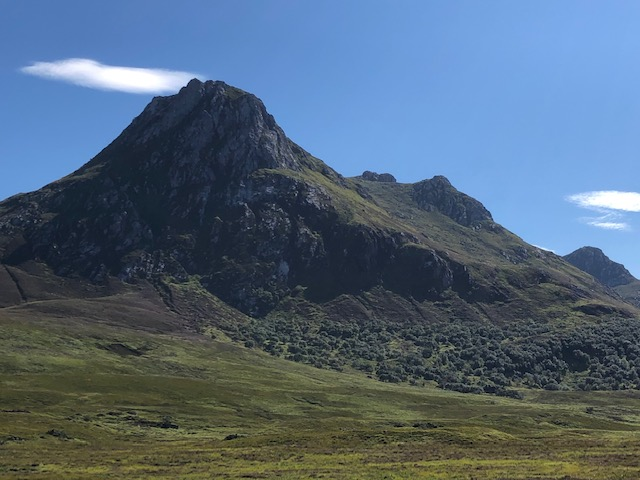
left=567, top=191, right=640, bottom=212
left=567, top=190, right=639, bottom=231
left=587, top=220, right=629, bottom=231
left=21, top=58, right=199, bottom=94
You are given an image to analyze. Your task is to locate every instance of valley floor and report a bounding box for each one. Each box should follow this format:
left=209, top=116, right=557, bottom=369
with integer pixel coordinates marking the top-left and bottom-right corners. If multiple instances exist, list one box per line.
left=2, top=295, right=640, bottom=479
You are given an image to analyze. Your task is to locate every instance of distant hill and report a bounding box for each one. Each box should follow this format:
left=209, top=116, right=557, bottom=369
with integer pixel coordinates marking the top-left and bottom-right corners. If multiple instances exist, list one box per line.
left=1, top=79, right=639, bottom=394
left=564, top=246, right=636, bottom=287
left=564, top=246, right=640, bottom=307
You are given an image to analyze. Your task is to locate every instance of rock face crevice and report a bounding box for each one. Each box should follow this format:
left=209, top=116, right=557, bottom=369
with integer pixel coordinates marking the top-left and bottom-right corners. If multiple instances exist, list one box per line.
left=2, top=265, right=26, bottom=303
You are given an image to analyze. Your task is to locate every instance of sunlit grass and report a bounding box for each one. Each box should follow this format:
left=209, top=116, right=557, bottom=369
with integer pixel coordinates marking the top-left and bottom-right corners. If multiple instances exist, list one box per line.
left=2, top=297, right=640, bottom=479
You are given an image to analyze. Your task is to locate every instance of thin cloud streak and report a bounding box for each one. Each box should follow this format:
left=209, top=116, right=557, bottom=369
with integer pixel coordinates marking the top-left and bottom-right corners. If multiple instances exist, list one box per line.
left=587, top=220, right=629, bottom=231
left=567, top=191, right=640, bottom=212
left=21, top=58, right=199, bottom=94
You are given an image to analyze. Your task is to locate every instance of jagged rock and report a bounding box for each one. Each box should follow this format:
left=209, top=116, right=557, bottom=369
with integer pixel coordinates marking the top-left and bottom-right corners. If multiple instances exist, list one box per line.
left=411, top=176, right=492, bottom=227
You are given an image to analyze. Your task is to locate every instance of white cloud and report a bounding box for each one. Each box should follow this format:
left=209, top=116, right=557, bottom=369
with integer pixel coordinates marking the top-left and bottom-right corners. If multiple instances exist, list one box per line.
left=567, top=190, right=638, bottom=231
left=587, top=220, right=629, bottom=231
left=21, top=58, right=199, bottom=94
left=567, top=191, right=640, bottom=212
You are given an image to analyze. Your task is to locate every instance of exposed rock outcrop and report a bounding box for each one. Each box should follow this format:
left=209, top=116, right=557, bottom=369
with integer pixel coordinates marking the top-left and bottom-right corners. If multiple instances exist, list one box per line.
left=411, top=176, right=492, bottom=227
left=361, top=171, right=397, bottom=183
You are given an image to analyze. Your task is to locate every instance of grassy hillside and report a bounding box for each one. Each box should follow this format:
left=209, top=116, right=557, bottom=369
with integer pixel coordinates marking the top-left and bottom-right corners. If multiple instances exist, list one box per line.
left=2, top=291, right=640, bottom=479
left=616, top=279, right=640, bottom=307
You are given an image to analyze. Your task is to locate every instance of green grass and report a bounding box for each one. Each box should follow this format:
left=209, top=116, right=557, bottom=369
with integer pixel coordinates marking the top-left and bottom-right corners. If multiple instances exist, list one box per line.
left=2, top=293, right=640, bottom=479
left=615, top=279, right=640, bottom=306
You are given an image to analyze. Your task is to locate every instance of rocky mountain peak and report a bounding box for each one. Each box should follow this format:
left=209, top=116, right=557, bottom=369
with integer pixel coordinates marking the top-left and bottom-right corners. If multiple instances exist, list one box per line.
left=0, top=79, right=328, bottom=289
left=564, top=246, right=636, bottom=287
left=78, top=78, right=308, bottom=183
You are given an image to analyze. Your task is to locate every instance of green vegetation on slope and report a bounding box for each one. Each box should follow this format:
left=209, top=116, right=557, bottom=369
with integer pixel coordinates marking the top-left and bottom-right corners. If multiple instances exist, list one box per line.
left=220, top=287, right=640, bottom=395
left=2, top=292, right=640, bottom=479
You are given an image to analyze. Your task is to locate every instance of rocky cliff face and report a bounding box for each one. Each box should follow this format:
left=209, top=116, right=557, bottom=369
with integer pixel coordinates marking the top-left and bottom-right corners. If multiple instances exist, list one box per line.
left=564, top=247, right=636, bottom=288
left=411, top=175, right=492, bottom=228
left=0, top=79, right=635, bottom=325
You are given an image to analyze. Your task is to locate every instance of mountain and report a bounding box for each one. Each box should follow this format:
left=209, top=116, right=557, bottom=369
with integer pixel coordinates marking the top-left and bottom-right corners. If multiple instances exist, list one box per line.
left=1, top=79, right=640, bottom=395
left=564, top=246, right=635, bottom=287
left=564, top=246, right=640, bottom=307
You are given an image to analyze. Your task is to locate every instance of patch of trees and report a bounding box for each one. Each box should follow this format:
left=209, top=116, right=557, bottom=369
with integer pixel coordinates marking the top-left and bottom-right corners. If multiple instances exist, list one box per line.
left=223, top=310, right=640, bottom=396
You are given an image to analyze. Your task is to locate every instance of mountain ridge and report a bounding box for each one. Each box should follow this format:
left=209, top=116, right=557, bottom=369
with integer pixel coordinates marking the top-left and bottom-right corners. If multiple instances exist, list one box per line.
left=1, top=78, right=639, bottom=394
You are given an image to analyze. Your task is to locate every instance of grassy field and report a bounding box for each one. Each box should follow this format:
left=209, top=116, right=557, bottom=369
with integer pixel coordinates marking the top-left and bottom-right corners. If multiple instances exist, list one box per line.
left=2, top=292, right=640, bottom=479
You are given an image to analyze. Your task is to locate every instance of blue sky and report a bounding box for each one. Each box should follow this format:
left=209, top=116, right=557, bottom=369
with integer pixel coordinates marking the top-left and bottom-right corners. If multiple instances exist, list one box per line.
left=2, top=1, right=639, bottom=276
